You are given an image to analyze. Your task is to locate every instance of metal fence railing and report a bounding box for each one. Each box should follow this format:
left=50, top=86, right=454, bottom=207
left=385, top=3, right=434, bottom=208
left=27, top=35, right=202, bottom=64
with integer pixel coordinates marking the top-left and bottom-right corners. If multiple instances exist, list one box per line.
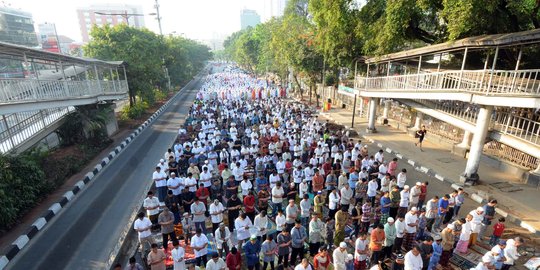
left=483, top=140, right=539, bottom=170
left=0, top=107, right=74, bottom=153
left=356, top=69, right=540, bottom=96
left=0, top=78, right=128, bottom=104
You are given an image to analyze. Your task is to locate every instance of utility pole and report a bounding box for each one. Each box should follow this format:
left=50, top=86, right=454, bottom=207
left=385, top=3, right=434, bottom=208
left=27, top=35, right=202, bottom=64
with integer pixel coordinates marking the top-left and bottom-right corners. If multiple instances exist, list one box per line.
left=153, top=0, right=170, bottom=90
left=154, top=0, right=163, bottom=35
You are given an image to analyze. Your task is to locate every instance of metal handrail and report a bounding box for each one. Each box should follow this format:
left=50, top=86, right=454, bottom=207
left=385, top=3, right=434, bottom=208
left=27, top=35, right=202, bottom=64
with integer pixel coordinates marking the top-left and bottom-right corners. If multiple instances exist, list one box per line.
left=0, top=78, right=128, bottom=104
left=0, top=107, right=73, bottom=153
left=356, top=69, right=540, bottom=95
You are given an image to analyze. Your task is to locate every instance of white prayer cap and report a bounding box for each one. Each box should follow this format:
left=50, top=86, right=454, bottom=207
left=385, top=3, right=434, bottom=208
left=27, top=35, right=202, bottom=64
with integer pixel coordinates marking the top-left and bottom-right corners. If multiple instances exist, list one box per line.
left=416, top=182, right=421, bottom=186
left=477, top=207, right=484, bottom=212
left=404, top=185, right=410, bottom=190
left=411, top=207, right=418, bottom=212
left=387, top=217, right=395, bottom=223
left=339, top=242, right=347, bottom=248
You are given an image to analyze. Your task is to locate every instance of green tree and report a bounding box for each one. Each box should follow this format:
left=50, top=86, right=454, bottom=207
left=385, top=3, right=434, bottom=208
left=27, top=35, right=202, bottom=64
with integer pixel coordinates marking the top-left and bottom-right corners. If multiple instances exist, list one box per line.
left=84, top=24, right=166, bottom=106
left=309, top=0, right=363, bottom=67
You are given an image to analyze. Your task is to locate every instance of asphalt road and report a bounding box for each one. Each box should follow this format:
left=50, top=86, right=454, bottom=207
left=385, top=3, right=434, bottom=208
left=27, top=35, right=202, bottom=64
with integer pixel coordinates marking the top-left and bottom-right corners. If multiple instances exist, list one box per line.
left=6, top=71, right=206, bottom=270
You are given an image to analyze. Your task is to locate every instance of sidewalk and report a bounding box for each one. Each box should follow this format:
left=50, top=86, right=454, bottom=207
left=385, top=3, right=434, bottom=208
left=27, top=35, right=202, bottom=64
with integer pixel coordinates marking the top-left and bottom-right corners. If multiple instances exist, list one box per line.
left=318, top=106, right=540, bottom=236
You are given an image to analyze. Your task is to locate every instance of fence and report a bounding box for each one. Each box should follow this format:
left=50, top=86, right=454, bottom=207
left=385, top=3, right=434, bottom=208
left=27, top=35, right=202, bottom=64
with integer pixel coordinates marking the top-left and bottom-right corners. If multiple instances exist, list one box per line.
left=0, top=107, right=73, bottom=153
left=483, top=140, right=539, bottom=170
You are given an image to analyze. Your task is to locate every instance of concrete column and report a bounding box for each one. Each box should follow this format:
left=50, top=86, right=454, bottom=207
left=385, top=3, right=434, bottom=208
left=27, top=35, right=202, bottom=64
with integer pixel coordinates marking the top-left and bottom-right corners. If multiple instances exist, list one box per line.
left=452, top=130, right=473, bottom=158
left=457, top=131, right=473, bottom=148
left=413, top=112, right=423, bottom=129
left=533, top=162, right=540, bottom=174
left=462, top=106, right=493, bottom=179
left=366, top=97, right=379, bottom=133
left=382, top=100, right=391, bottom=119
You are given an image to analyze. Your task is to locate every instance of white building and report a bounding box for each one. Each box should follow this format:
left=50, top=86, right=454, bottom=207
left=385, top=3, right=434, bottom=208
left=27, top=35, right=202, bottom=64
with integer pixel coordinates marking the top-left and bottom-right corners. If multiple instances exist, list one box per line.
left=76, top=4, right=146, bottom=42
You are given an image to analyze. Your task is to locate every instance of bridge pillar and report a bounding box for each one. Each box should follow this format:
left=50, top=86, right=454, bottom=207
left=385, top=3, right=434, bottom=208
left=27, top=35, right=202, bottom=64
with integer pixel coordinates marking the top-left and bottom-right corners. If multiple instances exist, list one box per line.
left=382, top=100, right=391, bottom=119
left=452, top=131, right=473, bottom=158
left=413, top=112, right=423, bottom=129
left=366, top=97, right=379, bottom=133
left=461, top=106, right=493, bottom=182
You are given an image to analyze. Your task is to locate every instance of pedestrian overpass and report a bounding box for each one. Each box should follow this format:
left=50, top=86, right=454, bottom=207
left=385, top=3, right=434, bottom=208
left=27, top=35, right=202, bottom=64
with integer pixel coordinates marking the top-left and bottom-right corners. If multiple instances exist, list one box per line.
left=331, top=29, right=540, bottom=184
left=0, top=41, right=128, bottom=154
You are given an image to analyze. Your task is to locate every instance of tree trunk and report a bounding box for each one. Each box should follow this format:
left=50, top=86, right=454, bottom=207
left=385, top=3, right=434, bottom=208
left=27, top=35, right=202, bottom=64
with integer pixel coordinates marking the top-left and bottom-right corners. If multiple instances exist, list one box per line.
left=293, top=75, right=302, bottom=100
left=309, top=84, right=312, bottom=105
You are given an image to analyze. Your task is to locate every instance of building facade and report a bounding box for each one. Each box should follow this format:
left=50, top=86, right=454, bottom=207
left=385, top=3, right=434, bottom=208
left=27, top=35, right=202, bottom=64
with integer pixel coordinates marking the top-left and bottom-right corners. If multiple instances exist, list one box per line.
left=37, top=22, right=60, bottom=53
left=240, top=9, right=261, bottom=30
left=0, top=7, right=38, bottom=47
left=77, top=4, right=146, bottom=42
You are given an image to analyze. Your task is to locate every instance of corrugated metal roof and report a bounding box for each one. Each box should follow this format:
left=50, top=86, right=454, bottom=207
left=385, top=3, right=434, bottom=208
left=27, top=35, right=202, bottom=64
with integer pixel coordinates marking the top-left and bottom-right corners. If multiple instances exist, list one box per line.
left=0, top=41, right=125, bottom=67
left=366, top=28, right=540, bottom=63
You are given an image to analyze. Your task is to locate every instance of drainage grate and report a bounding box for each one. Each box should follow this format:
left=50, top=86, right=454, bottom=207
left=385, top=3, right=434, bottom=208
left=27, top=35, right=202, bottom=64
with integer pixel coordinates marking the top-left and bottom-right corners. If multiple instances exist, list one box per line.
left=436, top=157, right=457, bottom=163
left=489, top=182, right=523, bottom=192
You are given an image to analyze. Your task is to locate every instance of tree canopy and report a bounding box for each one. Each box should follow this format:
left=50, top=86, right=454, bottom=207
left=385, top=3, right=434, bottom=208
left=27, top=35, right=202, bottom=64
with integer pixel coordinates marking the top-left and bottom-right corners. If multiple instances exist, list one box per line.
left=84, top=24, right=211, bottom=106
left=223, top=0, right=540, bottom=81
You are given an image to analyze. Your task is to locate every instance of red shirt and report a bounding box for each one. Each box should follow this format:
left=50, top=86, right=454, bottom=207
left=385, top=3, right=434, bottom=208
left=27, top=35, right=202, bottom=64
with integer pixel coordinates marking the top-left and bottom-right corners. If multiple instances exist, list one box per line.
left=196, top=187, right=209, bottom=200
left=244, top=195, right=256, bottom=213
left=492, top=222, right=505, bottom=237
left=226, top=252, right=242, bottom=270
left=322, top=162, right=332, bottom=177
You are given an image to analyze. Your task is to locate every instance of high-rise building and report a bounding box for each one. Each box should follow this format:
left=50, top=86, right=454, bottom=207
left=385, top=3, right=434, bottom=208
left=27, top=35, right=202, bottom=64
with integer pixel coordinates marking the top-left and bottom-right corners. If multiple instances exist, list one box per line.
left=240, top=9, right=261, bottom=30
left=38, top=22, right=60, bottom=53
left=272, top=0, right=288, bottom=18
left=0, top=7, right=38, bottom=47
left=77, top=4, right=146, bottom=42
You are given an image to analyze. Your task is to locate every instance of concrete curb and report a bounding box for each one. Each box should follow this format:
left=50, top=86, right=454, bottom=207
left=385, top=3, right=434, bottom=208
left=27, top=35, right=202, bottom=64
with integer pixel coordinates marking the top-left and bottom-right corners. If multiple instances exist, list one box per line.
left=0, top=87, right=187, bottom=270
left=320, top=112, right=540, bottom=237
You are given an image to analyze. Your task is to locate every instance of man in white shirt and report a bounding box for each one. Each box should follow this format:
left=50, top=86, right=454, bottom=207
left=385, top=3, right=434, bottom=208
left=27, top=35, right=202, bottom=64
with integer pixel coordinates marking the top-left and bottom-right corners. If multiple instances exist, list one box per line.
left=191, top=228, right=209, bottom=267
left=235, top=213, right=253, bottom=249
left=404, top=245, right=423, bottom=270
left=469, top=207, right=485, bottom=246
left=394, top=215, right=406, bottom=253
left=409, top=182, right=421, bottom=209
left=367, top=178, right=378, bottom=207
left=285, top=199, right=300, bottom=231
left=171, top=241, right=186, bottom=270
left=269, top=172, right=281, bottom=189
left=329, top=188, right=341, bottom=218
left=199, top=167, right=213, bottom=189
left=167, top=173, right=183, bottom=197
left=333, top=242, right=350, bottom=270
left=355, top=233, right=369, bottom=269
left=153, top=166, right=168, bottom=203
left=254, top=210, right=269, bottom=239
left=340, top=183, right=354, bottom=211
left=209, top=199, right=225, bottom=233
left=276, top=158, right=286, bottom=175
left=134, top=212, right=155, bottom=252
left=240, top=177, right=253, bottom=197
left=295, top=258, right=314, bottom=270
left=397, top=169, right=407, bottom=189
left=214, top=223, right=232, bottom=257
left=404, top=207, right=419, bottom=252
left=143, top=191, right=160, bottom=230
left=271, top=182, right=285, bottom=217
left=206, top=253, right=227, bottom=270
left=502, top=237, right=524, bottom=270
left=375, top=149, right=384, bottom=164
left=400, top=185, right=411, bottom=213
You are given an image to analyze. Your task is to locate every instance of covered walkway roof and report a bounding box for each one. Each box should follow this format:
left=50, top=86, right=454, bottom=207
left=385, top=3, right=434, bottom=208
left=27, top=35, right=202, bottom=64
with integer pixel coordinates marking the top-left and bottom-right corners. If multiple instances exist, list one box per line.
left=0, top=41, right=124, bottom=67
left=366, top=28, right=540, bottom=64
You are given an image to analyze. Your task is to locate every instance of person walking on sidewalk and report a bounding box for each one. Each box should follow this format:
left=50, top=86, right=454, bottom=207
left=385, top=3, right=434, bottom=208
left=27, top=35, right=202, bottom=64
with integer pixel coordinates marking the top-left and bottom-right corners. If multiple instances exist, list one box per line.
left=414, top=125, right=427, bottom=151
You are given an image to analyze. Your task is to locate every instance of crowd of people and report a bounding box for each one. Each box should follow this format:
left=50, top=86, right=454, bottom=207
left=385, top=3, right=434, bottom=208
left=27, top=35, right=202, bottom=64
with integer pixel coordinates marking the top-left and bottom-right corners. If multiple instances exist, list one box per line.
left=129, top=65, right=525, bottom=270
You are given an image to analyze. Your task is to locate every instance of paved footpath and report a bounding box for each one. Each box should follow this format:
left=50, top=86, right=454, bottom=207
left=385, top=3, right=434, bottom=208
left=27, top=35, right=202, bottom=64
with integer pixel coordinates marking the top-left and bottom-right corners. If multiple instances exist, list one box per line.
left=314, top=104, right=540, bottom=238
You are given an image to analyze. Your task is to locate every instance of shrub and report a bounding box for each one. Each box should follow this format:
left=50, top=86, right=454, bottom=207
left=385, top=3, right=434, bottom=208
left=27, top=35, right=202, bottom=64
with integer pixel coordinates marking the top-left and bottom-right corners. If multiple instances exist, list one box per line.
left=154, top=89, right=168, bottom=101
left=120, top=101, right=149, bottom=120
left=0, top=155, right=49, bottom=230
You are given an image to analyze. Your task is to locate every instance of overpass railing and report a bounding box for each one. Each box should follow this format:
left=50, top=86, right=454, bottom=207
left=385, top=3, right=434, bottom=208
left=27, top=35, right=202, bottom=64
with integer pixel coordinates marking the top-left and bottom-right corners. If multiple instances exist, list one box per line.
left=358, top=69, right=540, bottom=96
left=0, top=78, right=128, bottom=104
left=0, top=107, right=74, bottom=153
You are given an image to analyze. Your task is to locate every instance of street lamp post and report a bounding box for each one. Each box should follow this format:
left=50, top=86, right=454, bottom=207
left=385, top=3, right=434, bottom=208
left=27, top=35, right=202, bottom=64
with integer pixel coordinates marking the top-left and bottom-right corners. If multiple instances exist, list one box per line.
left=94, top=11, right=145, bottom=26
left=152, top=0, right=171, bottom=91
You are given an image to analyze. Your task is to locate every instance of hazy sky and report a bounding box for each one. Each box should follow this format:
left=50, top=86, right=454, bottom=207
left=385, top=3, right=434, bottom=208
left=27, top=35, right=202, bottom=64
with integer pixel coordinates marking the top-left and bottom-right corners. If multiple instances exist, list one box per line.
left=12, top=0, right=269, bottom=42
